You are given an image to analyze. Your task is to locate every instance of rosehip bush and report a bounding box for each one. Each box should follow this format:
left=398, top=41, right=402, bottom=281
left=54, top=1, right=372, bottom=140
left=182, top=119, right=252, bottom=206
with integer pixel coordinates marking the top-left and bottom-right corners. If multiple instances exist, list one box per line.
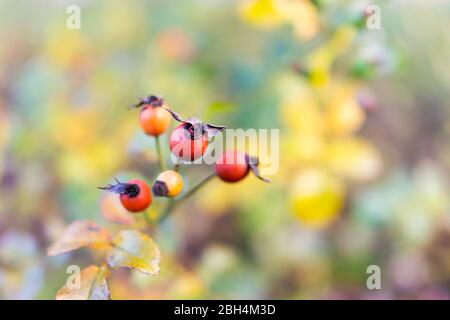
left=47, top=95, right=269, bottom=300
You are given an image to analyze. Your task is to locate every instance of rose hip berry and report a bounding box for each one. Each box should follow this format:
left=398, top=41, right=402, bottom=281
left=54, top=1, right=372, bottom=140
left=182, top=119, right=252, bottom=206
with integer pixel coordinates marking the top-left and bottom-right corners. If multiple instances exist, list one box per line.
left=166, top=109, right=225, bottom=161
left=99, top=178, right=152, bottom=212
left=215, top=151, right=249, bottom=182
left=132, top=95, right=172, bottom=136
left=169, top=123, right=209, bottom=161
left=152, top=170, right=183, bottom=197
left=215, top=150, right=270, bottom=183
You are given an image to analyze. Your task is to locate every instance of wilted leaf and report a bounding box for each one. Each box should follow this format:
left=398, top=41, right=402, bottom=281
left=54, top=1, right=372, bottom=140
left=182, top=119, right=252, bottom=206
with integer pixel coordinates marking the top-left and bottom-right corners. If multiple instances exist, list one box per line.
left=101, top=193, right=135, bottom=225
left=56, top=265, right=110, bottom=300
left=107, top=230, right=161, bottom=275
left=47, top=221, right=112, bottom=256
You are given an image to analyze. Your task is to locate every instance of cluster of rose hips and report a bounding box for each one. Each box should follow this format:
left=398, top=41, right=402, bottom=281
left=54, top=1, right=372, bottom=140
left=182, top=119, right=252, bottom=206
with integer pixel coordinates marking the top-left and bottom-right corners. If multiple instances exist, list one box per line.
left=99, top=95, right=269, bottom=214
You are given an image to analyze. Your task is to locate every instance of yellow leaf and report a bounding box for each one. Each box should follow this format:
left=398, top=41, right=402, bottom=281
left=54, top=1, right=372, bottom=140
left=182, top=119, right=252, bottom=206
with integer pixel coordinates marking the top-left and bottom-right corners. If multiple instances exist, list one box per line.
left=325, top=137, right=383, bottom=181
left=56, top=265, right=110, bottom=300
left=47, top=221, right=112, bottom=256
left=290, top=169, right=345, bottom=229
left=107, top=230, right=161, bottom=275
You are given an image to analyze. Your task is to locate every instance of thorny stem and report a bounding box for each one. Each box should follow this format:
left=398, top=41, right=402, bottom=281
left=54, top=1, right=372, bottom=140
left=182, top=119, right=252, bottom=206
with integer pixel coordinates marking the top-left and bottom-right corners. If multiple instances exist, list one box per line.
left=157, top=171, right=217, bottom=223
left=155, top=135, right=165, bottom=171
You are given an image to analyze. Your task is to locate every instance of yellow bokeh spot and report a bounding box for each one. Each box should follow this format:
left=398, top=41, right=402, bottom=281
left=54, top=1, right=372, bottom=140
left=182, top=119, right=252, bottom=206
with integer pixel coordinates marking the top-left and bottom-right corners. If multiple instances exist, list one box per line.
left=283, top=133, right=325, bottom=166
left=98, top=2, right=146, bottom=48
left=240, top=0, right=320, bottom=40
left=45, top=28, right=92, bottom=68
left=281, top=94, right=324, bottom=134
left=239, top=0, right=285, bottom=28
left=197, top=177, right=265, bottom=214
left=277, top=0, right=320, bottom=41
left=308, top=69, right=329, bottom=87
left=51, top=108, right=98, bottom=150
left=325, top=137, right=383, bottom=181
left=58, top=141, right=122, bottom=185
left=326, top=90, right=365, bottom=135
left=169, top=272, right=205, bottom=299
left=290, top=168, right=345, bottom=229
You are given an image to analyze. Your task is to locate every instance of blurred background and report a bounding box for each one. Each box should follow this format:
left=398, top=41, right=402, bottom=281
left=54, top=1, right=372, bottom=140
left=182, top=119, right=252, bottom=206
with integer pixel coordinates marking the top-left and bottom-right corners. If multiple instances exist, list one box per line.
left=0, top=0, right=449, bottom=299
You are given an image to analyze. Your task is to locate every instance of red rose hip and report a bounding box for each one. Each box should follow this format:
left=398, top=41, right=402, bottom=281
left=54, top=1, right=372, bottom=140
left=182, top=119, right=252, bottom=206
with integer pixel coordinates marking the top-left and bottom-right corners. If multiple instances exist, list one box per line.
left=169, top=123, right=209, bottom=161
left=165, top=109, right=225, bottom=162
left=99, top=179, right=152, bottom=213
left=131, top=95, right=172, bottom=136
left=215, top=150, right=271, bottom=183
left=215, top=151, right=250, bottom=182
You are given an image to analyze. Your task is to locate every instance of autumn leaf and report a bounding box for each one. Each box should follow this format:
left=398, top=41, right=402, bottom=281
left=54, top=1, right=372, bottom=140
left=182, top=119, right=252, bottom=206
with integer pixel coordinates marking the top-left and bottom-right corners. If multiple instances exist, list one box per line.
left=47, top=221, right=112, bottom=256
left=56, top=265, right=110, bottom=300
left=107, top=230, right=161, bottom=275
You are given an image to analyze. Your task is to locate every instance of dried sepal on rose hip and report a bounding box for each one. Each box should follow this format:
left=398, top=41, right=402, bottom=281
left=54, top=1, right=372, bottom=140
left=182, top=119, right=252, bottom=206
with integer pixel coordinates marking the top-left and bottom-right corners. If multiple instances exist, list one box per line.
left=215, top=150, right=270, bottom=183
left=99, top=178, right=152, bottom=213
left=166, top=108, right=226, bottom=161
left=131, top=95, right=172, bottom=136
left=152, top=170, right=183, bottom=197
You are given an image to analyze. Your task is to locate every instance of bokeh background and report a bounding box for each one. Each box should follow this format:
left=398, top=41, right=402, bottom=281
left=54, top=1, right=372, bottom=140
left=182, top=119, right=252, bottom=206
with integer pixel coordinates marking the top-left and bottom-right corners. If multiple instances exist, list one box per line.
left=0, top=0, right=449, bottom=299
